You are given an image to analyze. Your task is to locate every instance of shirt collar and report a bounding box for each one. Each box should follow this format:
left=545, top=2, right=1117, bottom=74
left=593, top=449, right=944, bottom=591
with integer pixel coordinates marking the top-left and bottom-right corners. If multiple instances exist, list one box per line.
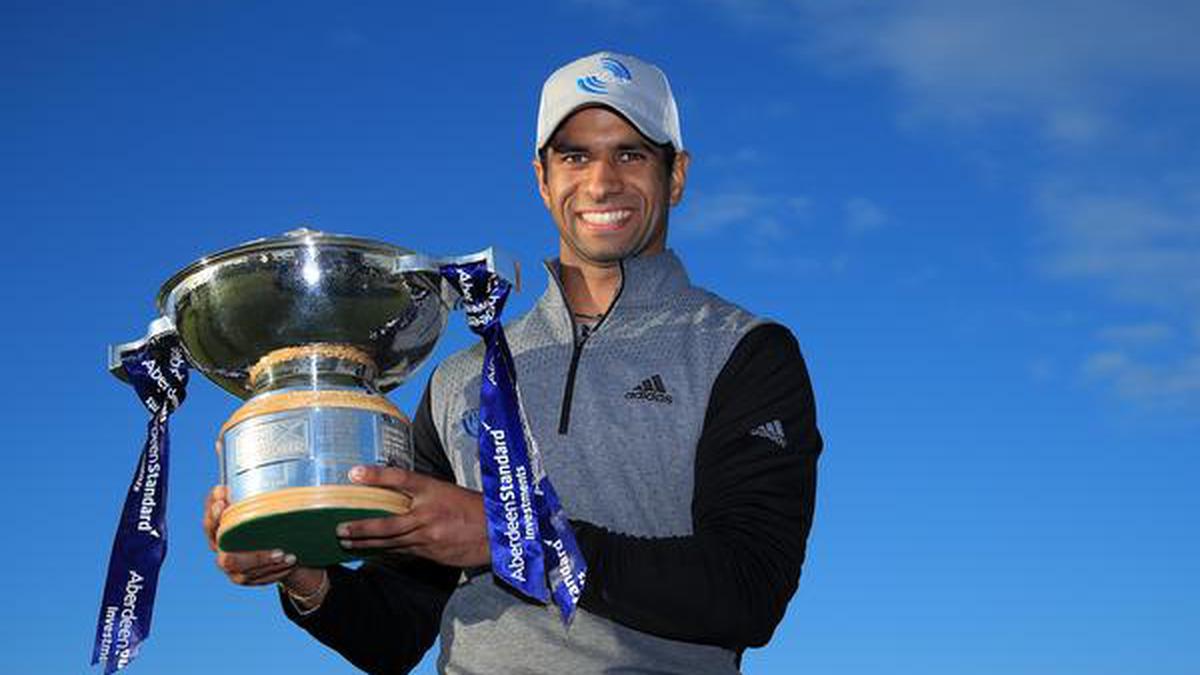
left=539, top=249, right=691, bottom=316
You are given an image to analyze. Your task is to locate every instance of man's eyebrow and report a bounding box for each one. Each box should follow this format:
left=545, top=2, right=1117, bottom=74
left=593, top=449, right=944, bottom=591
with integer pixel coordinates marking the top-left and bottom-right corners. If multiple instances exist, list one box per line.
left=616, top=140, right=659, bottom=154
left=549, top=141, right=587, bottom=155
left=550, top=141, right=660, bottom=157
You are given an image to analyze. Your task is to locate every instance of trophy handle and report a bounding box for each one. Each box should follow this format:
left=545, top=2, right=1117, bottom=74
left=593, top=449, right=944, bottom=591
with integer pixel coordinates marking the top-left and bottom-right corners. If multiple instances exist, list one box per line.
left=393, top=247, right=521, bottom=296
left=107, top=316, right=177, bottom=383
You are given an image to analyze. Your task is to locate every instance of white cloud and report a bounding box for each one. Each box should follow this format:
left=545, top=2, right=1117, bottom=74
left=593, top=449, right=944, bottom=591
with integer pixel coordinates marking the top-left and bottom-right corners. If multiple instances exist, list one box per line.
left=1036, top=181, right=1200, bottom=404
left=1028, top=356, right=1057, bottom=383
left=845, top=197, right=888, bottom=234
left=1083, top=349, right=1200, bottom=403
left=1097, top=322, right=1176, bottom=345
left=677, top=190, right=776, bottom=237
left=1040, top=180, right=1200, bottom=404
left=1036, top=181, right=1200, bottom=308
left=678, top=189, right=818, bottom=239
left=733, top=0, right=1200, bottom=143
left=676, top=189, right=856, bottom=274
left=702, top=0, right=1200, bottom=408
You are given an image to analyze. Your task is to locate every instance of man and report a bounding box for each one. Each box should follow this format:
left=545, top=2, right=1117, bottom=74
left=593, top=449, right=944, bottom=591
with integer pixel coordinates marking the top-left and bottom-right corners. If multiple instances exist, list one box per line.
left=203, top=51, right=822, bottom=673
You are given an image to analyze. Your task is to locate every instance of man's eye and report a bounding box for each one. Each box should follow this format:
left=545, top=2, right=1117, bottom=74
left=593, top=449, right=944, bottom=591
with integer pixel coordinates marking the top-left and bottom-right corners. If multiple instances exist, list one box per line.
left=561, top=153, right=588, bottom=164
left=617, top=151, right=647, bottom=163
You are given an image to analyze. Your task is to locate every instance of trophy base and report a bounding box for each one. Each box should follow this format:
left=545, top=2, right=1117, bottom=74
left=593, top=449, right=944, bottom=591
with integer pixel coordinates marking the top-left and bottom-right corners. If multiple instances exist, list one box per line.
left=217, top=485, right=412, bottom=566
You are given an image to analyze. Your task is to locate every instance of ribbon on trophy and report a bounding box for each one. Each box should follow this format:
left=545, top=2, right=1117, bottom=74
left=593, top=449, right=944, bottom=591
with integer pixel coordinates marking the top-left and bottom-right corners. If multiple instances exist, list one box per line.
left=440, top=257, right=587, bottom=623
left=92, top=325, right=189, bottom=673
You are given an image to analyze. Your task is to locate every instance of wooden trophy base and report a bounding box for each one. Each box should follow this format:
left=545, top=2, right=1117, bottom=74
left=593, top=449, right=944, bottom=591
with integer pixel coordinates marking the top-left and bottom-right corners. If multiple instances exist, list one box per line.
left=216, top=485, right=412, bottom=566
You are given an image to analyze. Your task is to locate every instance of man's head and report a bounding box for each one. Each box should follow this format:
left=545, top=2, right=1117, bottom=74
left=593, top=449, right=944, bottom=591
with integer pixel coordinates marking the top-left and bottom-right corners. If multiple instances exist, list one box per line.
left=533, top=52, right=690, bottom=267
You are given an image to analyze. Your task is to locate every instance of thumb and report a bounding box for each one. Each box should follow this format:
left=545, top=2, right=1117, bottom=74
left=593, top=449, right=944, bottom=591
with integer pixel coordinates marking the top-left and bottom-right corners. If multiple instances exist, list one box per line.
left=348, top=465, right=431, bottom=493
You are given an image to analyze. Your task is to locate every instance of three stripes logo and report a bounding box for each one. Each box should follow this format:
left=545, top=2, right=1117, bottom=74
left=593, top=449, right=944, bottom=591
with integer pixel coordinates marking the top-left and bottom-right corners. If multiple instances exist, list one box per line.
left=577, top=56, right=633, bottom=95
left=750, top=419, right=787, bottom=449
left=625, top=374, right=673, bottom=404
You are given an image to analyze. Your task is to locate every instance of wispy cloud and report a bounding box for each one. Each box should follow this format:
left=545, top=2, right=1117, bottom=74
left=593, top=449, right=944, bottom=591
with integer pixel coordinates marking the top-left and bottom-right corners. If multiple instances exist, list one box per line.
left=1036, top=180, right=1200, bottom=308
left=1097, top=322, right=1176, bottom=345
left=845, top=197, right=888, bottom=235
left=677, top=190, right=811, bottom=239
left=676, top=189, right=856, bottom=274
left=717, top=0, right=1200, bottom=144
left=1035, top=180, right=1200, bottom=404
left=1083, top=349, right=1200, bottom=406
left=700, top=0, right=1200, bottom=408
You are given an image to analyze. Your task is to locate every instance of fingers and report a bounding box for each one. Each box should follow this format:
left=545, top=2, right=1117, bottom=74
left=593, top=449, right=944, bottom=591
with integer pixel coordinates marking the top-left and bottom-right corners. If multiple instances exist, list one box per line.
left=245, top=567, right=297, bottom=586
left=336, top=479, right=489, bottom=566
left=202, top=485, right=229, bottom=552
left=205, top=486, right=298, bottom=586
left=337, top=511, right=440, bottom=554
left=338, top=527, right=479, bottom=567
left=337, top=529, right=435, bottom=554
left=337, top=512, right=424, bottom=543
left=340, top=536, right=422, bottom=552
left=348, top=465, right=432, bottom=494
left=216, top=549, right=297, bottom=586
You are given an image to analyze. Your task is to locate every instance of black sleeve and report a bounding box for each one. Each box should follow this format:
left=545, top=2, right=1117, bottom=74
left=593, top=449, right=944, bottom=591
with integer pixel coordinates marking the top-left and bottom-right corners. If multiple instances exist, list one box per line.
left=279, top=378, right=460, bottom=674
left=571, top=323, right=822, bottom=649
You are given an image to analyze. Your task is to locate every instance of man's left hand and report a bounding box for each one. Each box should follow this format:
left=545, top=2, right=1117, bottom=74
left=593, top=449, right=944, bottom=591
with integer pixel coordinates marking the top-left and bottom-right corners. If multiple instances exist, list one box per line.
left=337, top=466, right=490, bottom=568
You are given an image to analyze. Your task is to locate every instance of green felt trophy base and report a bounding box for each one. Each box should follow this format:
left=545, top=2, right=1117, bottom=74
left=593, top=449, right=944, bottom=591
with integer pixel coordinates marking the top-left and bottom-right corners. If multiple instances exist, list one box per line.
left=217, top=486, right=411, bottom=567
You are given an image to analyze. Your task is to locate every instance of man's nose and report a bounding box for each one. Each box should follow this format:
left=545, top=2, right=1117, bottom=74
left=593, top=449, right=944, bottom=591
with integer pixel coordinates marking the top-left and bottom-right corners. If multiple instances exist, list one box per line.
left=584, top=158, right=622, bottom=201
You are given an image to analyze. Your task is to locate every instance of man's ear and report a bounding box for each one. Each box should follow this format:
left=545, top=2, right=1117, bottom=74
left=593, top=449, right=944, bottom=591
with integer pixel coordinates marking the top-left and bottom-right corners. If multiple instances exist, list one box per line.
left=532, top=158, right=551, bottom=209
left=669, top=151, right=691, bottom=206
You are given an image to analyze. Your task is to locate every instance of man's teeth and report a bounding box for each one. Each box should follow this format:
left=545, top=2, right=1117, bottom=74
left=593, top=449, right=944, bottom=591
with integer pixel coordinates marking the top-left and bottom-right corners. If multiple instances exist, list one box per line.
left=580, top=210, right=631, bottom=225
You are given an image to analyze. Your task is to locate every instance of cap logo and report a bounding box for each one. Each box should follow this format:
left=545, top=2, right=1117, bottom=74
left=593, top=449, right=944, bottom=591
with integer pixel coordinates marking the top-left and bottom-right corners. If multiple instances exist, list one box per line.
left=576, top=57, right=632, bottom=95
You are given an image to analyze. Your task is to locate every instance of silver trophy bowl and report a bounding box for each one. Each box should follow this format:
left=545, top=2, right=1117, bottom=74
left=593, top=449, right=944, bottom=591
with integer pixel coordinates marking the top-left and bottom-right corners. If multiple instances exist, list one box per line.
left=154, top=227, right=449, bottom=397
left=111, top=228, right=463, bottom=564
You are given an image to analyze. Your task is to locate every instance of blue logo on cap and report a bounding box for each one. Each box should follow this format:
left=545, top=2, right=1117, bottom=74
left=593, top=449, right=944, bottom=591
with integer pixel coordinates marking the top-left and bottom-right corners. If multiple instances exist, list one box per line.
left=577, top=57, right=632, bottom=95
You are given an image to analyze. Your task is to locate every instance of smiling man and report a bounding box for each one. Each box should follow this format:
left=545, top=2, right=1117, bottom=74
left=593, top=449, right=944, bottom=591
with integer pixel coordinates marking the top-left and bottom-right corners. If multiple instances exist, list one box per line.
left=204, top=51, right=823, bottom=674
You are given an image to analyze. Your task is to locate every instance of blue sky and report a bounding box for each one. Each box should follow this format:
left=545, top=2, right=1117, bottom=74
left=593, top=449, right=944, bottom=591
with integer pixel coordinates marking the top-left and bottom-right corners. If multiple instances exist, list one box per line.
left=3, top=1, right=1198, bottom=673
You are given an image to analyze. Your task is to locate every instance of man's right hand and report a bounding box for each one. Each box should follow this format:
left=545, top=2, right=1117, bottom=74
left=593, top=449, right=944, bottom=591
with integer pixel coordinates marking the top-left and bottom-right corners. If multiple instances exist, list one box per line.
left=203, top=486, right=326, bottom=602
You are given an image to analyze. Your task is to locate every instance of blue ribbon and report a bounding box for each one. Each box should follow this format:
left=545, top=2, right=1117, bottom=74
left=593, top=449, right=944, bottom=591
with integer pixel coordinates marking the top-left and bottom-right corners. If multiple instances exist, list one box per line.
left=92, top=333, right=188, bottom=673
left=441, top=260, right=587, bottom=623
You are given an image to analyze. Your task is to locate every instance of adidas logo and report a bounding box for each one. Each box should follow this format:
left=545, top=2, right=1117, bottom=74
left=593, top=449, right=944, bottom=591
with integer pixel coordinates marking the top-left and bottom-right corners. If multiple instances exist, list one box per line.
left=750, top=419, right=787, bottom=449
left=625, top=374, right=673, bottom=404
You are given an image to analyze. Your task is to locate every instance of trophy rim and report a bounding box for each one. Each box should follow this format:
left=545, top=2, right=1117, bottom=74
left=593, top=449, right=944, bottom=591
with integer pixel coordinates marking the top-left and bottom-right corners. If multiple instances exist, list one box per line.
left=154, top=228, right=417, bottom=315
left=148, top=227, right=448, bottom=398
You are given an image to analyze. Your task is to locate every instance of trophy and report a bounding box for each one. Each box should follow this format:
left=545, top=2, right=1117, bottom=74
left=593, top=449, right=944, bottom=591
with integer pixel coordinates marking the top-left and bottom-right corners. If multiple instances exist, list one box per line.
left=109, top=228, right=458, bottom=565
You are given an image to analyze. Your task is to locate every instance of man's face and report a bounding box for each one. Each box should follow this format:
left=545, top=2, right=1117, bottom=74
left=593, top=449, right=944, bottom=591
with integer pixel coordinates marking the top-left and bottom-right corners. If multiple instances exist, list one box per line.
left=534, top=106, right=689, bottom=268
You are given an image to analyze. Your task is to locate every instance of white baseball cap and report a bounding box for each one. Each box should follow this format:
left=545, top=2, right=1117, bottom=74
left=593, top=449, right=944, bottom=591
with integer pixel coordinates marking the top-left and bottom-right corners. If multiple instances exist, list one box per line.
left=535, top=51, right=684, bottom=154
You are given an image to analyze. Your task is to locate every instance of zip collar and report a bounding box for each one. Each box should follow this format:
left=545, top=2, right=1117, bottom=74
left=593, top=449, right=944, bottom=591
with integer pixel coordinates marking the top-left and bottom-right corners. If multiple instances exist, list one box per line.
left=538, top=249, right=692, bottom=337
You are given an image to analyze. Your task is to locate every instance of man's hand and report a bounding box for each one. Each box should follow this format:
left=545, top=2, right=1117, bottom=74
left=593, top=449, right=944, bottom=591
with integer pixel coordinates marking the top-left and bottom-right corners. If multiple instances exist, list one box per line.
left=202, top=486, right=325, bottom=599
left=336, top=466, right=490, bottom=568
